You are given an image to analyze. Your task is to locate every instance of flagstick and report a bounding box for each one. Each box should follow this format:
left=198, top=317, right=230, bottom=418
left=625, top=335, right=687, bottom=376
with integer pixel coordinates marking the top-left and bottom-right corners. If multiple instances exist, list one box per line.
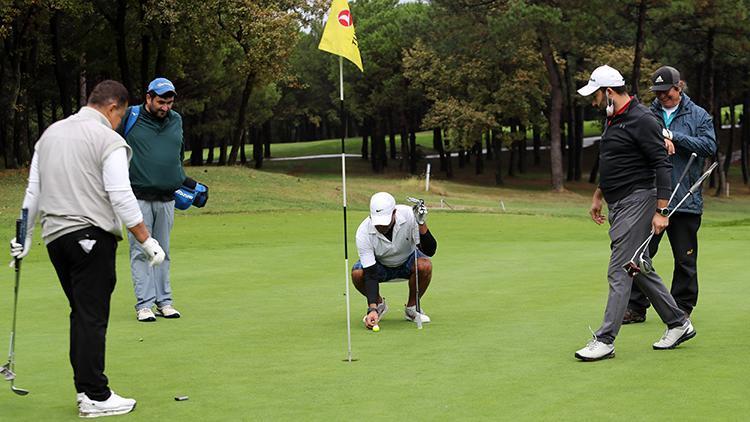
left=340, top=56, right=353, bottom=363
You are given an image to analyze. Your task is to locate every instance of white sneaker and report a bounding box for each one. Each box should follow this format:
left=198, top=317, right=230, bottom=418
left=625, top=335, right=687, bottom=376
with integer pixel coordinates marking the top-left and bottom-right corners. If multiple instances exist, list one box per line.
left=78, top=391, right=136, bottom=418
left=404, top=305, right=431, bottom=323
left=653, top=320, right=696, bottom=350
left=77, top=392, right=85, bottom=404
left=376, top=298, right=389, bottom=319
left=575, top=338, right=615, bottom=361
left=155, top=305, right=181, bottom=319
left=136, top=308, right=156, bottom=322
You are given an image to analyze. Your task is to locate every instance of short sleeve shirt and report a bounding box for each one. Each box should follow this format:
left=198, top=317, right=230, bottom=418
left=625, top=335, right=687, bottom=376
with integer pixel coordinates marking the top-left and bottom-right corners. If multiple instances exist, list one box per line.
left=355, top=205, right=420, bottom=268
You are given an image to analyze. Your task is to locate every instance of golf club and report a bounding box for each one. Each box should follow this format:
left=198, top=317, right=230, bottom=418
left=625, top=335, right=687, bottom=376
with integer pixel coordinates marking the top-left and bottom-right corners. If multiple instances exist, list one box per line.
left=2, top=210, right=30, bottom=395
left=626, top=153, right=696, bottom=276
left=407, top=197, right=424, bottom=329
left=624, top=162, right=718, bottom=277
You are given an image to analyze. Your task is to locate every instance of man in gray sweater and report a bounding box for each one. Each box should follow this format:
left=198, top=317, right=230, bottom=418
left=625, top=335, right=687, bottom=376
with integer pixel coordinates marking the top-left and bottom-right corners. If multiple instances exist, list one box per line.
left=10, top=80, right=165, bottom=418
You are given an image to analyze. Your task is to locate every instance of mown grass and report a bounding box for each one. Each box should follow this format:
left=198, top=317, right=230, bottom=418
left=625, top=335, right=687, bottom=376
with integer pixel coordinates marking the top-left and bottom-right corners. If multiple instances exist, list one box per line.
left=0, top=163, right=748, bottom=421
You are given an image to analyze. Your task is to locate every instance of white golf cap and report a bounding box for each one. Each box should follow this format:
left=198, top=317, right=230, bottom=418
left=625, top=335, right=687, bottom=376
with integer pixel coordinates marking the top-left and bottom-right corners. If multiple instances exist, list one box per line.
left=577, top=65, right=625, bottom=96
left=369, top=192, right=396, bottom=226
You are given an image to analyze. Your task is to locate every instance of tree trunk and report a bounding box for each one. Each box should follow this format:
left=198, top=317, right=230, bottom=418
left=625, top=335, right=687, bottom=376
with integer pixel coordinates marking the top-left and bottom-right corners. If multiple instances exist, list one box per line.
left=492, top=130, right=503, bottom=185
left=206, top=136, right=215, bottom=165
left=361, top=127, right=369, bottom=160
left=631, top=0, right=647, bottom=97
left=564, top=54, right=575, bottom=182
left=409, top=130, right=417, bottom=174
left=50, top=11, right=72, bottom=116
left=191, top=109, right=206, bottom=166
left=139, top=0, right=151, bottom=93
left=228, top=73, right=254, bottom=165
left=519, top=125, right=527, bottom=174
left=253, top=126, right=263, bottom=169
left=388, top=114, right=397, bottom=160
left=218, top=137, right=227, bottom=165
left=533, top=124, right=541, bottom=165
left=540, top=34, right=565, bottom=191
left=400, top=113, right=409, bottom=171
left=114, top=0, right=133, bottom=95
left=433, top=127, right=446, bottom=171
left=35, top=98, right=45, bottom=143
left=508, top=125, right=516, bottom=177
left=575, top=105, right=584, bottom=181
left=742, top=92, right=749, bottom=184
left=723, top=102, right=735, bottom=177
left=155, top=26, right=171, bottom=77
left=240, top=129, right=247, bottom=165
left=474, top=140, right=483, bottom=175
left=79, top=53, right=87, bottom=107
left=704, top=28, right=719, bottom=188
left=485, top=131, right=493, bottom=160
left=263, top=120, right=271, bottom=159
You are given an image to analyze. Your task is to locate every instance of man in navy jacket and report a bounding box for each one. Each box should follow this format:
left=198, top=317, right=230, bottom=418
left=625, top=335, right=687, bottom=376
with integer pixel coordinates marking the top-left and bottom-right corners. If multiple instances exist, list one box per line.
left=623, top=66, right=717, bottom=324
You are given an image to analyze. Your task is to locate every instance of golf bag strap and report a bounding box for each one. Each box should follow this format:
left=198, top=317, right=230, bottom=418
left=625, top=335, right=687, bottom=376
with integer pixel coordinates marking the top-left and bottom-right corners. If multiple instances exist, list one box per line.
left=123, top=106, right=141, bottom=137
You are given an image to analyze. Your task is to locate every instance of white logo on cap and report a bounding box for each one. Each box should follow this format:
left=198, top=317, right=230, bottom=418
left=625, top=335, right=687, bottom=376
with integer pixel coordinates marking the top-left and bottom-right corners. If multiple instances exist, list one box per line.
left=655, top=76, right=664, bottom=83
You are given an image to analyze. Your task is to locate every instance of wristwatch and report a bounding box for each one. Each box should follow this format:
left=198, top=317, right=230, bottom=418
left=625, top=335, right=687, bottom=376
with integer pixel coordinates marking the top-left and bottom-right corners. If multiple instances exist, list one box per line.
left=656, top=207, right=669, bottom=217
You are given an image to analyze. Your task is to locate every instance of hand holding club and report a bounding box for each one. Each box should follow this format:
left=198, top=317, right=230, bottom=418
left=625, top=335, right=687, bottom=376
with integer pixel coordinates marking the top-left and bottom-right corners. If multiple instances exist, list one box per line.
left=407, top=197, right=427, bottom=225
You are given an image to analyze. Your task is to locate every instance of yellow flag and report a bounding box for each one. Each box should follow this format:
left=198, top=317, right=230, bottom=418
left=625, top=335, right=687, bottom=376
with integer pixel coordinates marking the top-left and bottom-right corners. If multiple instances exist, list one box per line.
left=318, top=0, right=363, bottom=72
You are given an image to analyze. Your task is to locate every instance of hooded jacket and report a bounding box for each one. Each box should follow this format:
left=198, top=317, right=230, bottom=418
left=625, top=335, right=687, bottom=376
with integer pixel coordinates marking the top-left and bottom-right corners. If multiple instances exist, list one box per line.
left=651, top=94, right=716, bottom=214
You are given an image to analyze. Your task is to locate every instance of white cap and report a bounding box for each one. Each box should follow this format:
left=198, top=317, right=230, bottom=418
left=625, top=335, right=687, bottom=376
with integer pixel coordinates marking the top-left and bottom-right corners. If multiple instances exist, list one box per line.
left=369, top=192, right=396, bottom=226
left=577, top=65, right=625, bottom=96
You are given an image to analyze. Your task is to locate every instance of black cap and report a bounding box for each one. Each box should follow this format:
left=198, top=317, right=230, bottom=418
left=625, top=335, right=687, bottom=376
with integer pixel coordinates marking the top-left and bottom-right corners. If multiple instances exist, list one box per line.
left=650, top=66, right=680, bottom=92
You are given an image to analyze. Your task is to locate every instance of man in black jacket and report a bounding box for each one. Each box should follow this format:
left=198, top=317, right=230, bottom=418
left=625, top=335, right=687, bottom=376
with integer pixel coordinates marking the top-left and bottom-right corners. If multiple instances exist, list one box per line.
left=573, top=65, right=695, bottom=362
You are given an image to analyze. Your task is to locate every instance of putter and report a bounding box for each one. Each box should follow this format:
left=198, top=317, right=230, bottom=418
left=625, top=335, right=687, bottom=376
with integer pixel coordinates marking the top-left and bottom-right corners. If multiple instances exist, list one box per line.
left=3, top=211, right=30, bottom=395
left=624, top=153, right=697, bottom=277
left=624, top=162, right=717, bottom=277
left=407, top=197, right=424, bottom=329
left=413, top=248, right=422, bottom=330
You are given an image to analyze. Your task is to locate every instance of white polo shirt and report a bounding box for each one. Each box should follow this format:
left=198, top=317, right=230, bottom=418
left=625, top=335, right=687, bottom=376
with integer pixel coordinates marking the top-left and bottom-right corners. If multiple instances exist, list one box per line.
left=355, top=204, right=420, bottom=268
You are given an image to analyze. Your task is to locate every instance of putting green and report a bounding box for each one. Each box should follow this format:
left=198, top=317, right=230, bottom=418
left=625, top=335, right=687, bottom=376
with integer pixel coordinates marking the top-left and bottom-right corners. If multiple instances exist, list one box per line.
left=1, top=205, right=748, bottom=420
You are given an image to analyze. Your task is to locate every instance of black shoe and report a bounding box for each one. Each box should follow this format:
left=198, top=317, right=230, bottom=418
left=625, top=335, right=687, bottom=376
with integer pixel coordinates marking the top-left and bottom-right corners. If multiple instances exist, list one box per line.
left=622, top=308, right=646, bottom=324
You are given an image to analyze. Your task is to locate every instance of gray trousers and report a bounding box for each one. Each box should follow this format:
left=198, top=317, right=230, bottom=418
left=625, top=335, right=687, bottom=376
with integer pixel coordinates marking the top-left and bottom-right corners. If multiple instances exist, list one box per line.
left=128, top=199, right=174, bottom=311
left=595, top=189, right=687, bottom=344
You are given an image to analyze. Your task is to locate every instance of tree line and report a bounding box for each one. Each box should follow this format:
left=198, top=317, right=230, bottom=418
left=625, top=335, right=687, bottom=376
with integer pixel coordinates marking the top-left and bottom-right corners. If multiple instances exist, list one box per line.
left=2, top=0, right=749, bottom=191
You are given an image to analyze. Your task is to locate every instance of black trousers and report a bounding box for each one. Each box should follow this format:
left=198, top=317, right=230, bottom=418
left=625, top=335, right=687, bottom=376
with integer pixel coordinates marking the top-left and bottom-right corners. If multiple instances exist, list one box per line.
left=47, top=227, right=117, bottom=402
left=629, top=212, right=702, bottom=315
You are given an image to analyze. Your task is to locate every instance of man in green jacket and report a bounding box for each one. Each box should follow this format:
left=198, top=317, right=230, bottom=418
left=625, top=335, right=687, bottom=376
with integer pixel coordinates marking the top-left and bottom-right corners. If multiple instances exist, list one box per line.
left=124, top=77, right=185, bottom=322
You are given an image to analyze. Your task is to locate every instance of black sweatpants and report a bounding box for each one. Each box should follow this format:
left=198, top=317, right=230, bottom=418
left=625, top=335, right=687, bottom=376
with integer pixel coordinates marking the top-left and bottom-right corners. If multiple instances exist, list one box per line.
left=629, top=212, right=702, bottom=315
left=47, top=227, right=117, bottom=402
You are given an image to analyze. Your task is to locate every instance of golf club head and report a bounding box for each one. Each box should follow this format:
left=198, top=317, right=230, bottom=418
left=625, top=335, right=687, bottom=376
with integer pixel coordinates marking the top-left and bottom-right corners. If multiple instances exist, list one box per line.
left=11, top=384, right=29, bottom=395
left=638, top=256, right=654, bottom=274
left=0, top=364, right=16, bottom=381
left=623, top=261, right=641, bottom=278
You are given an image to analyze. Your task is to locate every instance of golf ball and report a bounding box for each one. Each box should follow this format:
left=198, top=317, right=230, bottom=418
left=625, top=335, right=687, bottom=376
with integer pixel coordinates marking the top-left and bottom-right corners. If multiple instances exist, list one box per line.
left=372, top=325, right=380, bottom=332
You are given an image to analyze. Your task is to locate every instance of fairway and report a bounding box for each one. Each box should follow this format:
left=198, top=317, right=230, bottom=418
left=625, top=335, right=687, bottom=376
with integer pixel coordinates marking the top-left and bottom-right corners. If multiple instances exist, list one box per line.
left=1, top=168, right=748, bottom=420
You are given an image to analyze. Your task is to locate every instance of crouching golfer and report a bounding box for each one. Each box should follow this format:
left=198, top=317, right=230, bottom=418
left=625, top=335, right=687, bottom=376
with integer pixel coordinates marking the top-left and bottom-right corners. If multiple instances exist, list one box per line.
left=352, top=192, right=437, bottom=329
left=574, top=65, right=695, bottom=362
left=9, top=80, right=166, bottom=417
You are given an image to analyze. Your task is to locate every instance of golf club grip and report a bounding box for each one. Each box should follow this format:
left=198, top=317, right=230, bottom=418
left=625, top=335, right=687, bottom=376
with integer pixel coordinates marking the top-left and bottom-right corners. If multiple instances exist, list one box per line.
left=15, top=219, right=23, bottom=245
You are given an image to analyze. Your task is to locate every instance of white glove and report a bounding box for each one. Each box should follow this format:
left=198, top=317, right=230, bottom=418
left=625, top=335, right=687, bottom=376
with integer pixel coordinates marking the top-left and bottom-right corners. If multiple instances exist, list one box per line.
left=9, top=236, right=31, bottom=260
left=413, top=201, right=428, bottom=225
left=662, top=128, right=673, bottom=141
left=139, top=237, right=166, bottom=267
